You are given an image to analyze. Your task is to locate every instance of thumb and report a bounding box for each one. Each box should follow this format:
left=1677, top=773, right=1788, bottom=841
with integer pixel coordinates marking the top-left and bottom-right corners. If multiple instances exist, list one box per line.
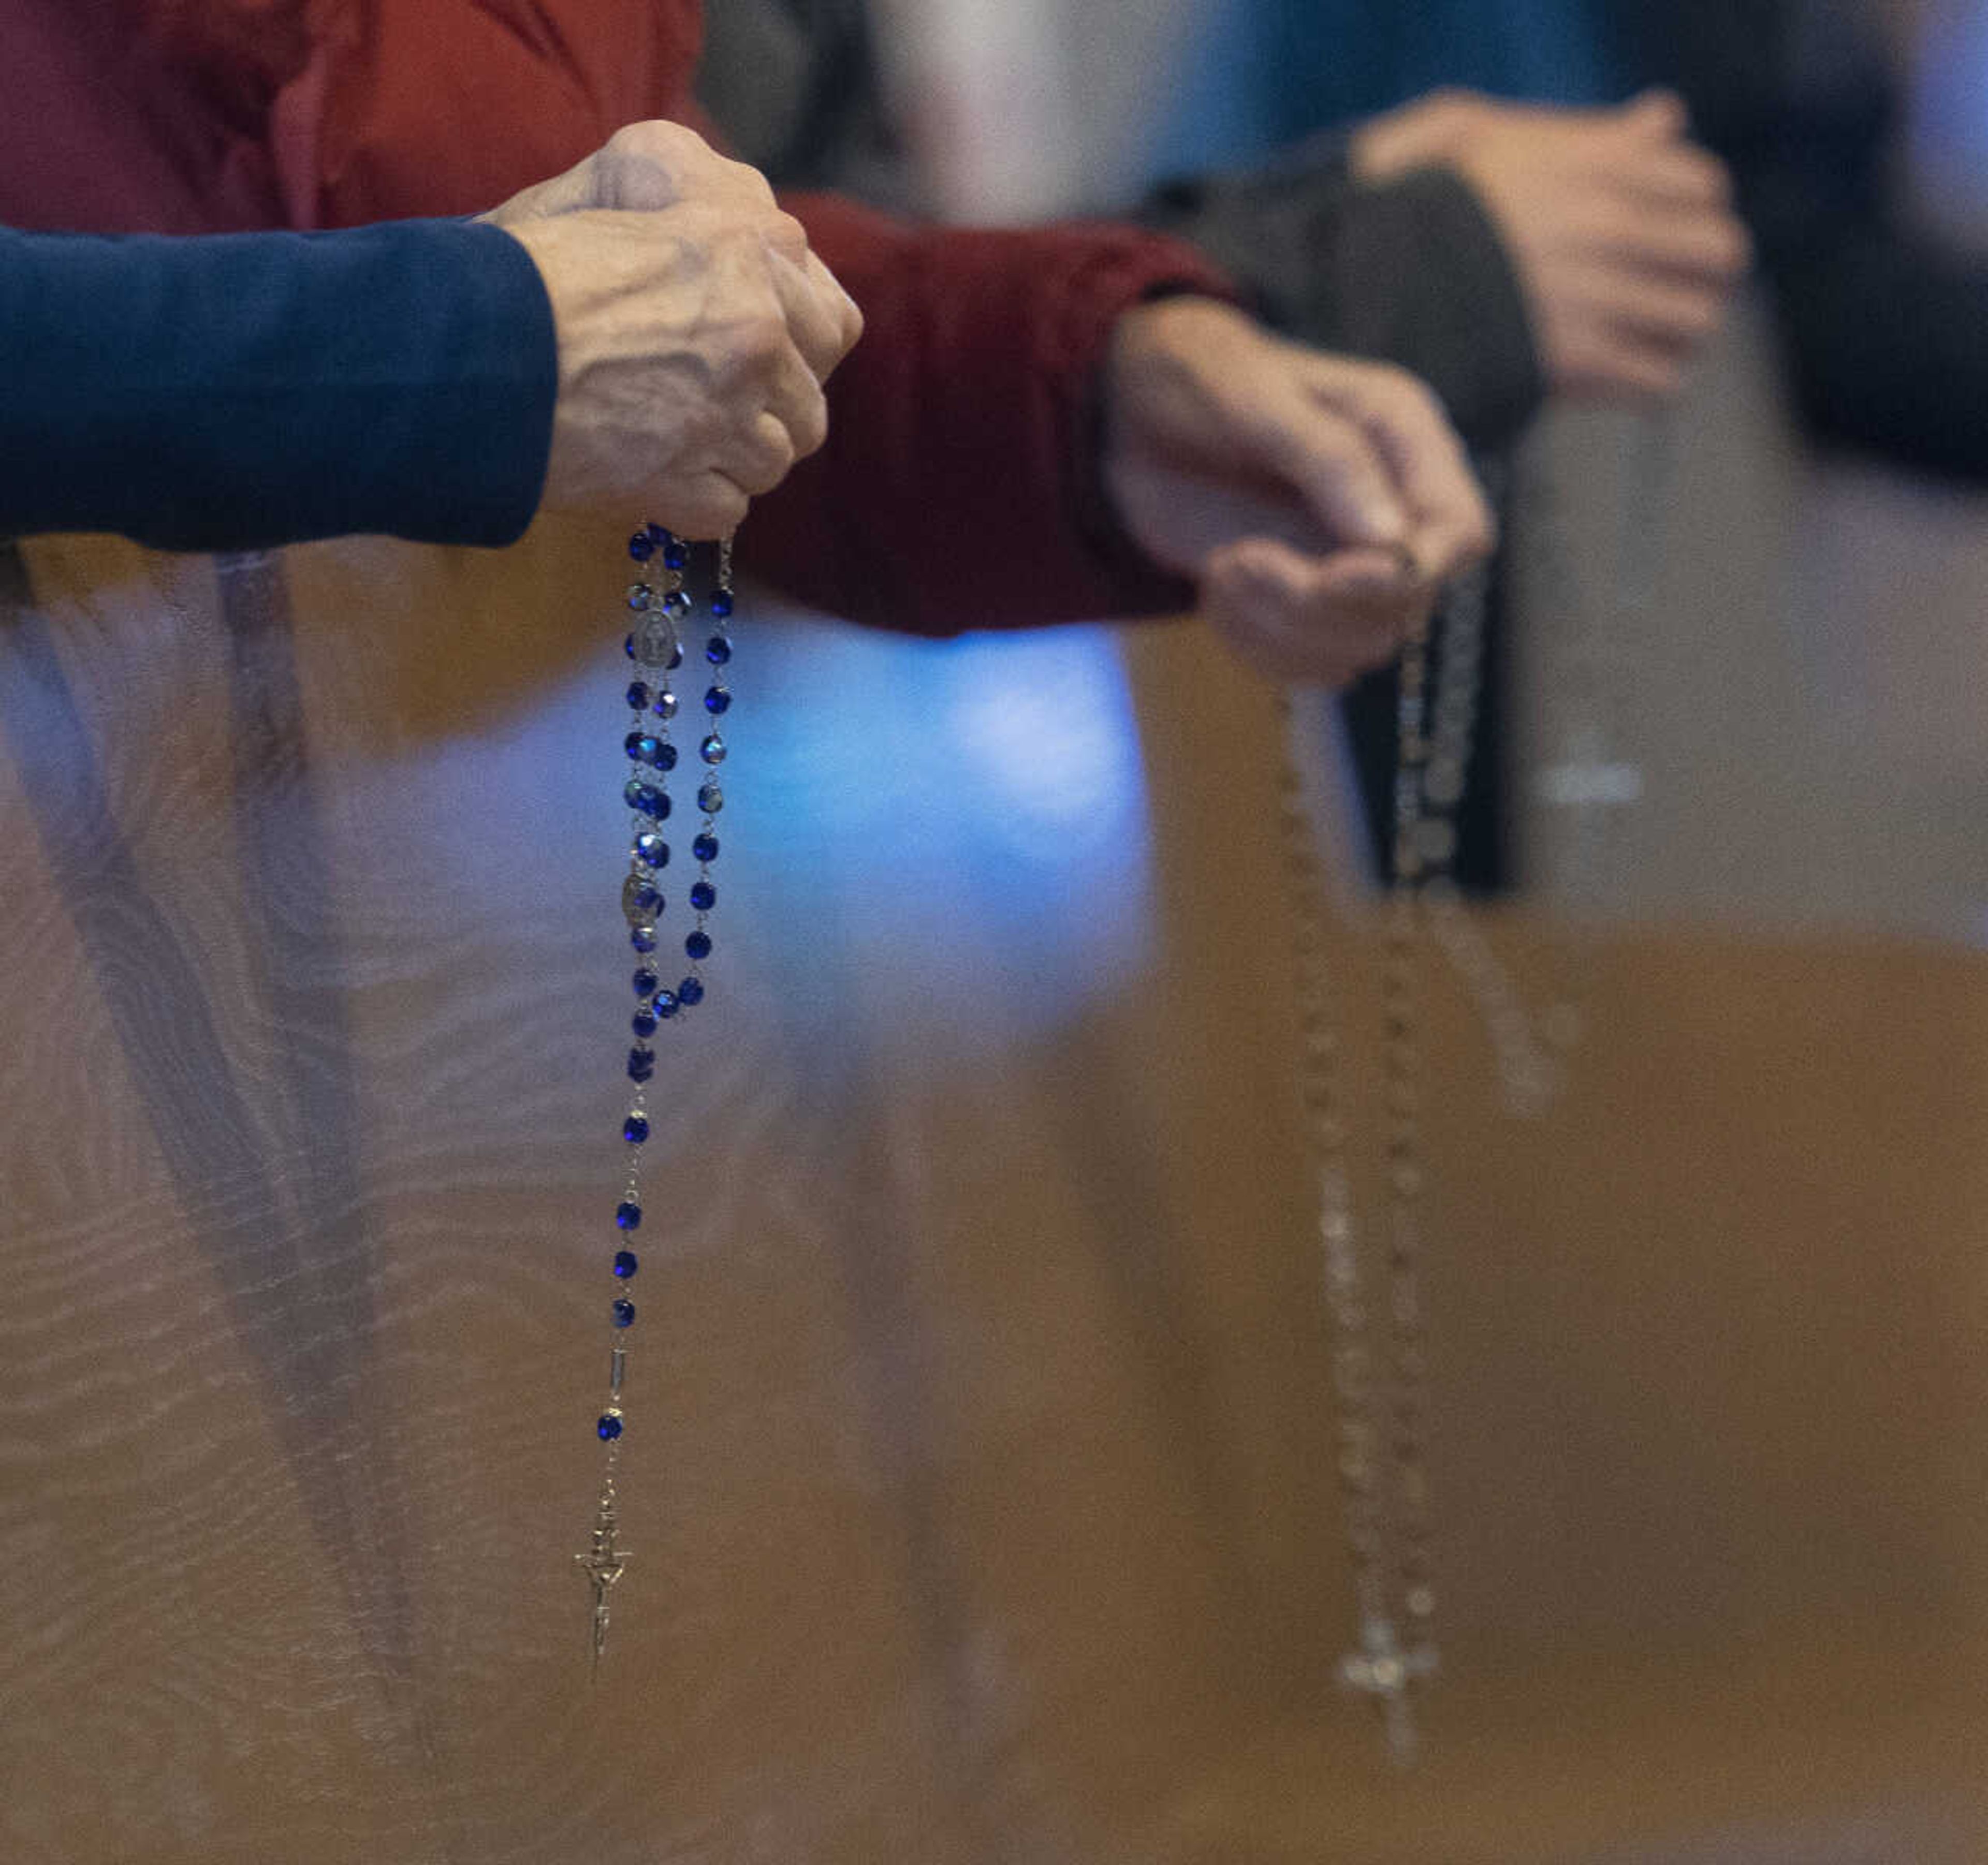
left=481, top=160, right=601, bottom=226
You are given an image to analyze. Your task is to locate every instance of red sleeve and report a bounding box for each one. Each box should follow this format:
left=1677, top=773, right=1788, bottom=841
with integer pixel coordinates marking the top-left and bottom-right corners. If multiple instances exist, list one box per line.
left=755, top=192, right=1237, bottom=634
left=245, top=0, right=1246, bottom=632
left=290, top=1, right=707, bottom=227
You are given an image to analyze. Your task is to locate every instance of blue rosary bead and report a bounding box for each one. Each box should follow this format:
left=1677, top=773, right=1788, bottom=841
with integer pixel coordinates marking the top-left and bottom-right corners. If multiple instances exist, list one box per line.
left=697, top=782, right=723, bottom=815
left=625, top=730, right=663, bottom=765
left=626, top=583, right=654, bottom=611
left=662, top=539, right=689, bottom=571
left=627, top=1045, right=655, bottom=1082
left=652, top=689, right=679, bottom=721
left=629, top=926, right=659, bottom=955
left=654, top=989, right=680, bottom=1020
left=628, top=531, right=656, bottom=563
left=646, top=522, right=673, bottom=546
left=704, top=686, right=731, bottom=716
left=692, top=832, right=719, bottom=863
left=623, top=1112, right=650, bottom=1144
left=700, top=734, right=726, bottom=765
left=676, top=976, right=705, bottom=1007
left=622, top=877, right=664, bottom=925
left=689, top=881, right=715, bottom=912
left=612, top=1297, right=637, bottom=1328
left=615, top=1200, right=642, bottom=1231
left=662, top=588, right=691, bottom=617
left=706, top=635, right=732, bottom=666
left=632, top=967, right=661, bottom=998
left=632, top=833, right=669, bottom=871
left=654, top=742, right=679, bottom=772
left=632, top=1006, right=659, bottom=1039
left=625, top=781, right=670, bottom=819
left=667, top=641, right=685, bottom=671
left=710, top=589, right=734, bottom=619
left=597, top=1411, right=625, bottom=1441
left=626, top=681, right=651, bottom=710
left=685, top=930, right=712, bottom=962
left=613, top=1249, right=639, bottom=1278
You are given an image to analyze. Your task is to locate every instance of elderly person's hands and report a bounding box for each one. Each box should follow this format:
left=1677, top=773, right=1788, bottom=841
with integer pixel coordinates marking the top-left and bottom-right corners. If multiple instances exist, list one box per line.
left=1104, top=297, right=1496, bottom=686
left=485, top=122, right=864, bottom=536
left=1355, top=88, right=1749, bottom=404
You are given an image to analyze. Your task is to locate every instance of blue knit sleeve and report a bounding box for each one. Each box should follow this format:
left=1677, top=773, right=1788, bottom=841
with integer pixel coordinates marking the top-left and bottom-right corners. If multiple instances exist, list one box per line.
left=0, top=216, right=557, bottom=551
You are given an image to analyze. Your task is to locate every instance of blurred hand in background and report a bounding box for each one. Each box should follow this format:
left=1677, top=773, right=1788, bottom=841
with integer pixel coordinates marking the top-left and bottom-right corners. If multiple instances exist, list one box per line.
left=1353, top=87, right=1749, bottom=403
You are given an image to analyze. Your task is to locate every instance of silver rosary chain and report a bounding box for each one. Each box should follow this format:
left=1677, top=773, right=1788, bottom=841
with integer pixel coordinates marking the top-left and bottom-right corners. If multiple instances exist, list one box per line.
left=1279, top=424, right=1661, bottom=1761
left=1278, top=611, right=1441, bottom=1769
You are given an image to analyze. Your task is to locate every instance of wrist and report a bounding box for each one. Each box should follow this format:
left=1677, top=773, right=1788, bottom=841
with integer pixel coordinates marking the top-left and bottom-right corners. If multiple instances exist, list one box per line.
left=1106, top=295, right=1250, bottom=408
left=1080, top=291, right=1244, bottom=594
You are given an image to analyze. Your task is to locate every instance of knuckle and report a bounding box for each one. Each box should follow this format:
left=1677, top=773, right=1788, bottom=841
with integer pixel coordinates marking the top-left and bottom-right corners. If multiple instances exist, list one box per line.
left=1370, top=361, right=1441, bottom=420
left=721, top=153, right=779, bottom=204
left=736, top=311, right=792, bottom=372
left=789, top=389, right=829, bottom=459
left=764, top=211, right=810, bottom=259
left=751, top=448, right=796, bottom=496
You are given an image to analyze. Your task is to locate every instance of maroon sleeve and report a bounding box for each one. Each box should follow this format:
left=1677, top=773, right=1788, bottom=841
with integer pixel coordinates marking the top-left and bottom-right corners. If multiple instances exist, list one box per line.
left=755, top=189, right=1240, bottom=636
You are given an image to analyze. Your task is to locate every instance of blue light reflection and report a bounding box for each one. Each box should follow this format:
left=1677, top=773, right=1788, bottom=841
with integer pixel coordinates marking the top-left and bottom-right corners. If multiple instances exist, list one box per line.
left=348, top=607, right=1159, bottom=1062
left=743, top=614, right=1159, bottom=1049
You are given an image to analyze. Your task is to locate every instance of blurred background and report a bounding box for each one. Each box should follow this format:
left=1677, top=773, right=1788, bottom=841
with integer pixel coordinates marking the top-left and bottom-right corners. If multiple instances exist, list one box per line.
left=858, top=0, right=1988, bottom=939
left=8, top=3, right=1988, bottom=1862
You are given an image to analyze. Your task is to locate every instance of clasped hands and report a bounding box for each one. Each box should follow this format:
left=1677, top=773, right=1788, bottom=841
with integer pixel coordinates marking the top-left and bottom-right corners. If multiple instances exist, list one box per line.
left=1355, top=87, right=1750, bottom=404
left=487, top=122, right=863, bottom=539
left=487, top=121, right=1495, bottom=687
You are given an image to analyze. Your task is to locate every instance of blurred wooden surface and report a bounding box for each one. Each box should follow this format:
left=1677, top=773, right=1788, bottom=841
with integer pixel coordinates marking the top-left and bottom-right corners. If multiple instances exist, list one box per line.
left=3, top=528, right=1987, bottom=1863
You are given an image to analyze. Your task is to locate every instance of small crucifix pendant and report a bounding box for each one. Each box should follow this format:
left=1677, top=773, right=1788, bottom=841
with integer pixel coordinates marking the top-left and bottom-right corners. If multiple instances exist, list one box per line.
left=1337, top=1620, right=1439, bottom=1769
left=575, top=1493, right=632, bottom=1676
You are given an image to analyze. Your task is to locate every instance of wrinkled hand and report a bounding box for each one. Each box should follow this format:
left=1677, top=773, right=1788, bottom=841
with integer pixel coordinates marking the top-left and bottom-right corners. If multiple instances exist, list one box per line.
left=484, top=121, right=864, bottom=535
left=1354, top=89, right=1748, bottom=403
left=1104, top=298, right=1495, bottom=686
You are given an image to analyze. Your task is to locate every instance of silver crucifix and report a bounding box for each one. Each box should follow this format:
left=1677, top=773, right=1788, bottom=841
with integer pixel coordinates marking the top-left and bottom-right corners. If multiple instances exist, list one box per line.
left=575, top=1495, right=632, bottom=1676
left=1337, top=1618, right=1439, bottom=1769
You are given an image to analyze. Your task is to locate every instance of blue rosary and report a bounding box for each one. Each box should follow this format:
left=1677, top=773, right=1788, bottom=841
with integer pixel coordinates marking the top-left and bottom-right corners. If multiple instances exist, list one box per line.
left=575, top=522, right=735, bottom=1670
